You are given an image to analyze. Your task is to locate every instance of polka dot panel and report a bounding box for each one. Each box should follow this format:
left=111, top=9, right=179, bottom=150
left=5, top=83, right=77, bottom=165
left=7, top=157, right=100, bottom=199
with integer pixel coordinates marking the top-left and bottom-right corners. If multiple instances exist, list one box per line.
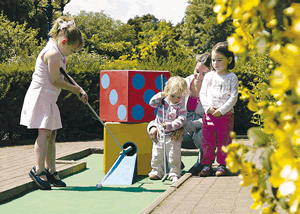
left=100, top=70, right=170, bottom=122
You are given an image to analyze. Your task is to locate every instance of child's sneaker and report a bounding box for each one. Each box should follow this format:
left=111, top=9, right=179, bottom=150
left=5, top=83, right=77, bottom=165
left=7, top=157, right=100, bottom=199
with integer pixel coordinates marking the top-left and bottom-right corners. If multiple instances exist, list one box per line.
left=215, top=165, right=228, bottom=176
left=149, top=174, right=160, bottom=180
left=199, top=165, right=214, bottom=177
left=169, top=175, right=178, bottom=182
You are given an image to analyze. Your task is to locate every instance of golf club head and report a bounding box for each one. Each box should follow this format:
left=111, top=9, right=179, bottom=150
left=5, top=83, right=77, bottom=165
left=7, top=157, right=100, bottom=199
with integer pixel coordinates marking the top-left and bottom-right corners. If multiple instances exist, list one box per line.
left=161, top=174, right=168, bottom=182
left=120, top=146, right=132, bottom=155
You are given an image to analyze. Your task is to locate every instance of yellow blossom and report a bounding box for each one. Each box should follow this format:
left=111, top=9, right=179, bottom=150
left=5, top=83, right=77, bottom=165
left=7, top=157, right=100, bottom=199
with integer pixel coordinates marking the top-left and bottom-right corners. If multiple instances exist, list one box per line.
left=213, top=0, right=300, bottom=213
left=213, top=4, right=224, bottom=13
left=284, top=6, right=295, bottom=17
left=251, top=186, right=264, bottom=210
left=295, top=79, right=300, bottom=96
left=283, top=122, right=293, bottom=133
left=227, top=34, right=246, bottom=53
left=289, top=193, right=300, bottom=213
left=273, top=128, right=289, bottom=144
left=248, top=98, right=259, bottom=112
left=232, top=6, right=244, bottom=20
left=278, top=165, right=298, bottom=196
left=239, top=162, right=259, bottom=186
left=269, top=148, right=296, bottom=190
left=233, top=19, right=240, bottom=27
left=270, top=67, right=290, bottom=91
left=225, top=151, right=241, bottom=173
left=266, top=19, right=277, bottom=28
left=291, top=129, right=300, bottom=145
left=241, top=0, right=260, bottom=11
left=216, top=6, right=232, bottom=23
left=292, top=19, right=300, bottom=34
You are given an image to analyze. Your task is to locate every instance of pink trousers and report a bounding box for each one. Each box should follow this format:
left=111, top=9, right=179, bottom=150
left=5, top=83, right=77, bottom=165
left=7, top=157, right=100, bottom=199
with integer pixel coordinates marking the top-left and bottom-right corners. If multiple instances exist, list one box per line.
left=201, top=112, right=234, bottom=166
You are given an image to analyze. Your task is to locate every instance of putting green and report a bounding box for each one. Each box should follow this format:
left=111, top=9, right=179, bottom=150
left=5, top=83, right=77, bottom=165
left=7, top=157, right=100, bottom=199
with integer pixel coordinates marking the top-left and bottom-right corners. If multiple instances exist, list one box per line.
left=0, top=154, right=197, bottom=214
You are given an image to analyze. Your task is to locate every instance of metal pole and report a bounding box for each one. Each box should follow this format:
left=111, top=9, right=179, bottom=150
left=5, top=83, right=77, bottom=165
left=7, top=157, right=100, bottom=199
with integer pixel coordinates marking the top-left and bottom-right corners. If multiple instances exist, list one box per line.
left=46, top=0, right=53, bottom=39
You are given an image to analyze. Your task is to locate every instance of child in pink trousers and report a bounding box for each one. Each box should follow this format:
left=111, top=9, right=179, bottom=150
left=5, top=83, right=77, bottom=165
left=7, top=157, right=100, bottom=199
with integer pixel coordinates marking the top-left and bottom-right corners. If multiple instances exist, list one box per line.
left=199, top=41, right=239, bottom=177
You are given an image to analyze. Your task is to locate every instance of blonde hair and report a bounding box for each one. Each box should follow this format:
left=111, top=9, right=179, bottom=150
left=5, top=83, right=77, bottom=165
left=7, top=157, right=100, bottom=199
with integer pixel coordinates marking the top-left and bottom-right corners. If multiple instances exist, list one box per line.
left=49, top=16, right=84, bottom=49
left=162, top=76, right=189, bottom=97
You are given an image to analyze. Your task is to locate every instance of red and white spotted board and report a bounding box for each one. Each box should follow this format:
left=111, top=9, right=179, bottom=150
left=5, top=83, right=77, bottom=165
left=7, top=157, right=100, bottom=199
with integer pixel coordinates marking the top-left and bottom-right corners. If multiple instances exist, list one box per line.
left=100, top=70, right=170, bottom=122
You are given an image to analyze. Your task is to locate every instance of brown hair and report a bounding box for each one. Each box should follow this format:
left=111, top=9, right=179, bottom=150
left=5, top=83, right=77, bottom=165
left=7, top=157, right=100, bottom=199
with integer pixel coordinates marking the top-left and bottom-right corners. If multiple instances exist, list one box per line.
left=194, top=53, right=211, bottom=73
left=49, top=16, right=84, bottom=49
left=197, top=53, right=211, bottom=68
left=211, top=41, right=235, bottom=70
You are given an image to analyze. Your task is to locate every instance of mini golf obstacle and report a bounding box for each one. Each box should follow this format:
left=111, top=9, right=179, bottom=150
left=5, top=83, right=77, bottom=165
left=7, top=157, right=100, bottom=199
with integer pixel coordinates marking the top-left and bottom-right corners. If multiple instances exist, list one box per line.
left=96, top=142, right=137, bottom=189
left=98, top=70, right=170, bottom=188
left=60, top=68, right=171, bottom=188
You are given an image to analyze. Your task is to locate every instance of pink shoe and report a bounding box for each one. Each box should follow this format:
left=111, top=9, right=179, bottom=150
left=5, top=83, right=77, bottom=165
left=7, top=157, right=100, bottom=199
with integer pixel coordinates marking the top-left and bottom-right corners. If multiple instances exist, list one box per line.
left=215, top=165, right=228, bottom=176
left=199, top=165, right=214, bottom=177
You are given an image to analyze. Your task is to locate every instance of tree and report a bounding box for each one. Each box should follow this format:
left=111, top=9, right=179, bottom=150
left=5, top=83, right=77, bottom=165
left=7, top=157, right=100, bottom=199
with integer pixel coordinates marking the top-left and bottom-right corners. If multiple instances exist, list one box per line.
left=73, top=11, right=135, bottom=59
left=127, top=14, right=160, bottom=45
left=181, top=0, right=235, bottom=53
left=0, top=13, right=42, bottom=62
left=0, top=0, right=51, bottom=40
left=137, top=20, right=192, bottom=60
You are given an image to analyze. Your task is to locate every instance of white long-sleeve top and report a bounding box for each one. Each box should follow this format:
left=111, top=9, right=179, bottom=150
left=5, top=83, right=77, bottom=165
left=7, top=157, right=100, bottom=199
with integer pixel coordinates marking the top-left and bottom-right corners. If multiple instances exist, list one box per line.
left=149, top=92, right=187, bottom=135
left=200, top=70, right=239, bottom=115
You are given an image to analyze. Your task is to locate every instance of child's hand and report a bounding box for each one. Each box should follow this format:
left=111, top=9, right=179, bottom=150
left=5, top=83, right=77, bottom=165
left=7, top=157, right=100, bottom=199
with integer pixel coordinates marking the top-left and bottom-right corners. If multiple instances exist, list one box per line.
left=71, top=85, right=81, bottom=96
left=212, top=110, right=222, bottom=117
left=79, top=89, right=88, bottom=104
left=208, top=107, right=217, bottom=114
left=149, top=127, right=158, bottom=143
left=171, top=127, right=185, bottom=141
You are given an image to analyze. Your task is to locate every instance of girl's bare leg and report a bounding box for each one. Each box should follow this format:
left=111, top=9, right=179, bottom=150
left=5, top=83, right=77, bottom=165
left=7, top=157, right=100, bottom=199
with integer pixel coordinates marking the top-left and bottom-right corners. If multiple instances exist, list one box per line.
left=45, top=130, right=60, bottom=179
left=34, top=129, right=52, bottom=180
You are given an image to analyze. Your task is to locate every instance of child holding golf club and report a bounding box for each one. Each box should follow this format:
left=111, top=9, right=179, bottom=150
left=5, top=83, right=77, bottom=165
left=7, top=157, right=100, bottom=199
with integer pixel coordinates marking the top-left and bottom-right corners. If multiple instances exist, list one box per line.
left=199, top=41, right=238, bottom=177
left=148, top=76, right=188, bottom=182
left=20, top=16, right=87, bottom=190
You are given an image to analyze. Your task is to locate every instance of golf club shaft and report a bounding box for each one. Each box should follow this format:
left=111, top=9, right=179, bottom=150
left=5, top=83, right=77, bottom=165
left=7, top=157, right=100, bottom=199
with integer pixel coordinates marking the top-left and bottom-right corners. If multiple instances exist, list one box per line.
left=59, top=68, right=124, bottom=151
left=86, top=102, right=123, bottom=150
left=161, top=74, right=168, bottom=182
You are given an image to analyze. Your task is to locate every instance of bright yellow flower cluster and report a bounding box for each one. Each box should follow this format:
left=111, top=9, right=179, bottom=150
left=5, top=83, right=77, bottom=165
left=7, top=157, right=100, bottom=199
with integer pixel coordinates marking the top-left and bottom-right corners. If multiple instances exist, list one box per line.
left=106, top=52, right=138, bottom=70
left=138, top=41, right=158, bottom=60
left=215, top=1, right=300, bottom=213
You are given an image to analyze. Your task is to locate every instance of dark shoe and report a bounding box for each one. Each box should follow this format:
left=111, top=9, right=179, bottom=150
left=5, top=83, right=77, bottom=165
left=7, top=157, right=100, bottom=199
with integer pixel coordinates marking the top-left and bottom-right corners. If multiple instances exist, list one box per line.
left=215, top=165, right=228, bottom=176
left=199, top=165, right=214, bottom=177
left=45, top=168, right=67, bottom=187
left=29, top=167, right=51, bottom=190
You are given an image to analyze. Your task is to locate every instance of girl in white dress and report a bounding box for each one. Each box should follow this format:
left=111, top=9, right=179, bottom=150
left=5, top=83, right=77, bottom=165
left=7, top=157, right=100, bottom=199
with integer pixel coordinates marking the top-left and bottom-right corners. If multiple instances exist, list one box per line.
left=20, top=16, right=88, bottom=190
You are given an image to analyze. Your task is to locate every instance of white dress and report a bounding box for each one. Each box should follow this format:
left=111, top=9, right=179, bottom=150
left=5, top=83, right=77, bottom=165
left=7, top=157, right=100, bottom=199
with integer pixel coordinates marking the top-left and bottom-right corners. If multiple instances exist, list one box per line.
left=20, top=39, right=67, bottom=130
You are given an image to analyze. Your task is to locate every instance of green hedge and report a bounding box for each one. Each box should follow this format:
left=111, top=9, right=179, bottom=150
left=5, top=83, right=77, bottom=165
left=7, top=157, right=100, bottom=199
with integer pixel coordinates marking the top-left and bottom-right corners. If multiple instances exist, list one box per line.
left=0, top=51, right=259, bottom=145
left=0, top=52, right=105, bottom=143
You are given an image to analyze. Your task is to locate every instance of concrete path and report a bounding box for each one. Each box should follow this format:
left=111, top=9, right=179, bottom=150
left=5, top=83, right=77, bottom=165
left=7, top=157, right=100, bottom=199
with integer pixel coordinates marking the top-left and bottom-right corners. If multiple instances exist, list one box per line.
left=0, top=140, right=102, bottom=203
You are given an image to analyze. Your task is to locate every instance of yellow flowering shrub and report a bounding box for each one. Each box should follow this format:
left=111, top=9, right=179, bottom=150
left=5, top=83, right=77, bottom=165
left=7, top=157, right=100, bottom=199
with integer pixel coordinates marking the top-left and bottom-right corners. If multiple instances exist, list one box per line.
left=215, top=0, right=300, bottom=213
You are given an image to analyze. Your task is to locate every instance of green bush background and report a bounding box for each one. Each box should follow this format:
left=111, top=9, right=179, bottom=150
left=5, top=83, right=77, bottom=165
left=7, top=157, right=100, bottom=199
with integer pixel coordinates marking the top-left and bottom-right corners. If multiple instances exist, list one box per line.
left=0, top=51, right=260, bottom=144
left=0, top=0, right=265, bottom=145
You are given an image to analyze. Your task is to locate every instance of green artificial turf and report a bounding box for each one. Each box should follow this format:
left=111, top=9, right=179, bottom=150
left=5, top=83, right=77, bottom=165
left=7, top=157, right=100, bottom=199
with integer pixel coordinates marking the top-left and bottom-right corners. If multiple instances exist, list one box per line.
left=0, top=154, right=197, bottom=214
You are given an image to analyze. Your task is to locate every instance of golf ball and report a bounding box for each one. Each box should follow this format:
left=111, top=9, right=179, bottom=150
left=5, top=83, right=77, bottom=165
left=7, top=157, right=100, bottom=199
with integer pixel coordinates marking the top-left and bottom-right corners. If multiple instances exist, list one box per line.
left=96, top=183, right=102, bottom=189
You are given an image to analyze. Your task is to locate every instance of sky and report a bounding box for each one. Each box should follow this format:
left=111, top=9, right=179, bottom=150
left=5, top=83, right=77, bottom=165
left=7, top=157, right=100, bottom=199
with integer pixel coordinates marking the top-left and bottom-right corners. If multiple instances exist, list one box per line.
left=63, top=0, right=189, bottom=25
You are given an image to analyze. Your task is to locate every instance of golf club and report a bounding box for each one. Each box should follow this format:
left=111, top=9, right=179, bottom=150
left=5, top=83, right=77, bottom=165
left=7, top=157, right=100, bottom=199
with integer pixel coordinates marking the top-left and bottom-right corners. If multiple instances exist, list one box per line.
left=59, top=67, right=132, bottom=155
